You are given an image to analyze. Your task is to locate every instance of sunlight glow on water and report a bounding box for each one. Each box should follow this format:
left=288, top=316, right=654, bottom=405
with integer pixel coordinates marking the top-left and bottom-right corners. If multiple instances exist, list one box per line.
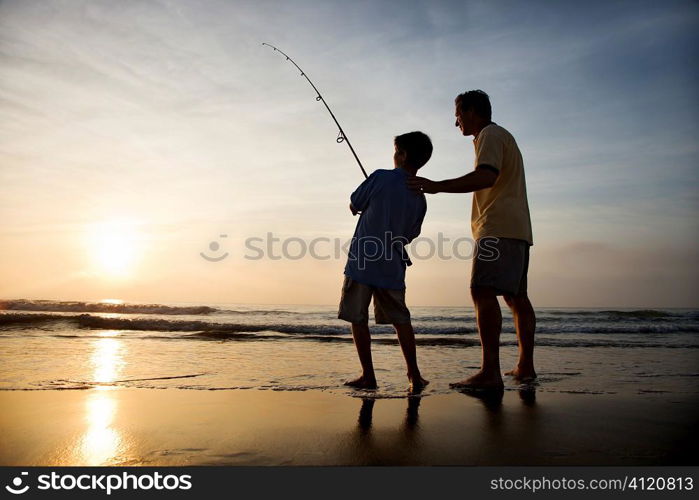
left=91, top=333, right=124, bottom=386
left=0, top=304, right=697, bottom=398
left=75, top=334, right=127, bottom=465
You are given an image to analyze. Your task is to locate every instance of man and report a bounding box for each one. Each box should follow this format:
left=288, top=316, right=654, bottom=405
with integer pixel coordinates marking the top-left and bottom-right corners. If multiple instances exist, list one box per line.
left=407, top=90, right=536, bottom=391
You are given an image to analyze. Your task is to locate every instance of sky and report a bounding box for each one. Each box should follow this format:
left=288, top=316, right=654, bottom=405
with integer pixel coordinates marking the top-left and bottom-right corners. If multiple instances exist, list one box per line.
left=0, top=0, right=697, bottom=307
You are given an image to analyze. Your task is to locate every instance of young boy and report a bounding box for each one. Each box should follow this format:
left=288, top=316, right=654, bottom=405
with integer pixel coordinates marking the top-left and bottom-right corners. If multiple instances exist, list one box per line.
left=338, top=131, right=432, bottom=392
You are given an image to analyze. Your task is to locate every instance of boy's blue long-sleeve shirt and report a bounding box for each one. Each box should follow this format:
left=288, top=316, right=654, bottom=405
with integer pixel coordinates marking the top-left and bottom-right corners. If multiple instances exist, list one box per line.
left=344, top=168, right=427, bottom=290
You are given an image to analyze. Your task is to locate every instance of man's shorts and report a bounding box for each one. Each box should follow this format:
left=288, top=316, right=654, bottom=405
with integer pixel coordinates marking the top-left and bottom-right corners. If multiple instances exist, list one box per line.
left=337, top=276, right=411, bottom=324
left=471, top=237, right=530, bottom=297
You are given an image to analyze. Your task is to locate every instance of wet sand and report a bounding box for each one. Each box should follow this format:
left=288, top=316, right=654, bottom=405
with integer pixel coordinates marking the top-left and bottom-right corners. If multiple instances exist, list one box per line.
left=1, top=388, right=696, bottom=466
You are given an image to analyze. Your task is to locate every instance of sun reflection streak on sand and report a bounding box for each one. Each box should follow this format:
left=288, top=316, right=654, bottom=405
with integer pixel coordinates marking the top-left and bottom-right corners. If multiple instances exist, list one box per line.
left=76, top=332, right=128, bottom=465
left=80, top=394, right=121, bottom=465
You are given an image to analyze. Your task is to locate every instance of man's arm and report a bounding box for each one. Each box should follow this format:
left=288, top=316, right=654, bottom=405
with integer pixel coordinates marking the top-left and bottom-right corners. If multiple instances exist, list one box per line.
left=407, top=166, right=498, bottom=194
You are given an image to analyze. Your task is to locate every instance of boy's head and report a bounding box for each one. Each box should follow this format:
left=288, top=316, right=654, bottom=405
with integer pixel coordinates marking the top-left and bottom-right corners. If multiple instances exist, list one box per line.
left=393, top=131, right=433, bottom=170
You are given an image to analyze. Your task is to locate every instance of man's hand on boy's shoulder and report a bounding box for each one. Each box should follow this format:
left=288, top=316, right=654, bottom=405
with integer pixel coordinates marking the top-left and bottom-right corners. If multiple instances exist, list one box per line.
left=407, top=176, right=440, bottom=194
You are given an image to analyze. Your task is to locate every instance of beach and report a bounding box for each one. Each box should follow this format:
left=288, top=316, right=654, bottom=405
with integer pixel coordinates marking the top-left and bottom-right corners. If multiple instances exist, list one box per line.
left=1, top=388, right=697, bottom=466
left=1, top=300, right=698, bottom=466
left=1, top=0, right=697, bottom=478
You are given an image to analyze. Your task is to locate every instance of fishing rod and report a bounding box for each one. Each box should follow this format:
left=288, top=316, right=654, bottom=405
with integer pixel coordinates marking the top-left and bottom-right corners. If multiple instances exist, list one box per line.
left=261, top=42, right=368, bottom=179
left=262, top=43, right=412, bottom=266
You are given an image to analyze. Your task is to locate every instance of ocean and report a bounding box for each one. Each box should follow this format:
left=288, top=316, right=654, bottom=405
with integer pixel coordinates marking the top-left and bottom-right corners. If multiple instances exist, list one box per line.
left=1, top=299, right=698, bottom=398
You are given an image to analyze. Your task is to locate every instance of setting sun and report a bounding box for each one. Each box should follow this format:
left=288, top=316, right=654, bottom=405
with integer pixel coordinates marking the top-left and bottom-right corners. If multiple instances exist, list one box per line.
left=87, top=220, right=141, bottom=278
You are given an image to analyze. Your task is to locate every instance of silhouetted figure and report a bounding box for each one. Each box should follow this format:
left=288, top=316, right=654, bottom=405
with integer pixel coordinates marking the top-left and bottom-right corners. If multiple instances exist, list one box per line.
left=408, top=90, right=536, bottom=391
left=338, top=132, right=433, bottom=392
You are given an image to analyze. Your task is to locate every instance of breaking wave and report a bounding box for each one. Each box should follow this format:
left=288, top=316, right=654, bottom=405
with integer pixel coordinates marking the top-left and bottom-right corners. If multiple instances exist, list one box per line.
left=0, top=299, right=218, bottom=315
left=1, top=311, right=697, bottom=338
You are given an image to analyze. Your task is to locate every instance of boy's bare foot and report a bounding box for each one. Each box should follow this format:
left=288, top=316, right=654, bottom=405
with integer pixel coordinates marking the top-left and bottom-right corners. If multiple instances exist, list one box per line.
left=408, top=376, right=429, bottom=393
left=450, top=370, right=504, bottom=391
left=504, top=366, right=537, bottom=382
left=344, top=375, right=377, bottom=389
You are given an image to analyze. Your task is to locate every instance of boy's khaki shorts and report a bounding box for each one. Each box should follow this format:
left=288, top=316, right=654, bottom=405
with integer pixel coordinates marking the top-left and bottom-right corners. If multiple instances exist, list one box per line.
left=337, top=276, right=411, bottom=324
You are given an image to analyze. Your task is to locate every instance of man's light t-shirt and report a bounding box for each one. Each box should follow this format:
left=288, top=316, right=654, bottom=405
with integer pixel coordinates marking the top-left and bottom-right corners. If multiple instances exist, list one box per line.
left=471, top=123, right=533, bottom=245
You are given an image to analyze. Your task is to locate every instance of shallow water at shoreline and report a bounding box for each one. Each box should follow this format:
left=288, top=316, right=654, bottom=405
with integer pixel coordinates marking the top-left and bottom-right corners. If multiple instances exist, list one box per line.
left=1, top=301, right=698, bottom=398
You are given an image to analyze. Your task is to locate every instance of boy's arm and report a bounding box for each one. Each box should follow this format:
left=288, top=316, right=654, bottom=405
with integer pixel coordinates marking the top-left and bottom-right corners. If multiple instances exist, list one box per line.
left=407, top=197, right=427, bottom=243
left=349, top=171, right=379, bottom=213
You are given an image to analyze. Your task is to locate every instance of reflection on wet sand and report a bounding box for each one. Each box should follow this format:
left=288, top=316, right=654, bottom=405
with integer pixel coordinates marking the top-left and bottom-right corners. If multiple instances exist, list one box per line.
left=340, top=386, right=541, bottom=465
left=518, top=386, right=537, bottom=406
left=342, top=395, right=425, bottom=465
left=70, top=337, right=542, bottom=466
left=452, top=385, right=537, bottom=410
left=80, top=393, right=121, bottom=465
left=342, top=387, right=540, bottom=465
left=357, top=398, right=374, bottom=434
left=76, top=332, right=127, bottom=465
left=404, top=396, right=421, bottom=431
left=3, top=383, right=693, bottom=466
left=449, top=385, right=543, bottom=464
left=455, top=388, right=505, bottom=411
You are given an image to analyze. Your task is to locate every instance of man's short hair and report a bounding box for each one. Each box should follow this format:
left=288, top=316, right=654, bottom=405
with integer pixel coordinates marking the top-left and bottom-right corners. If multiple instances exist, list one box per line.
left=394, top=131, right=433, bottom=169
left=455, top=89, right=492, bottom=122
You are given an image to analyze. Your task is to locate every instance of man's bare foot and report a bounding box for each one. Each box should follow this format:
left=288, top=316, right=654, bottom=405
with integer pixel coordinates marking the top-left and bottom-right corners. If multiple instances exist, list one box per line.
left=450, top=371, right=504, bottom=391
left=344, top=375, right=377, bottom=389
left=408, top=376, right=429, bottom=393
left=504, top=366, right=537, bottom=382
